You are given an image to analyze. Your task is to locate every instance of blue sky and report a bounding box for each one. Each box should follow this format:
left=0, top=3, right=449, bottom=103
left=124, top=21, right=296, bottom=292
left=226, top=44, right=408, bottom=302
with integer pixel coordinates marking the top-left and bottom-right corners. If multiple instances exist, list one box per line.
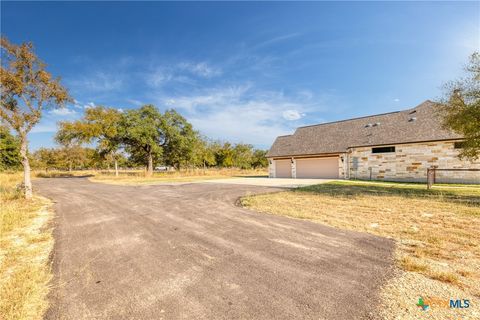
left=2, top=1, right=479, bottom=150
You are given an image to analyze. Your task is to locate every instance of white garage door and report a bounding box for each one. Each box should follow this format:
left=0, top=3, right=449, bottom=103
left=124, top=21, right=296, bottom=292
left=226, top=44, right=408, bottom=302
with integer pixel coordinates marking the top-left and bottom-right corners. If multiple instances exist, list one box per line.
left=275, top=159, right=292, bottom=178
left=296, top=157, right=339, bottom=179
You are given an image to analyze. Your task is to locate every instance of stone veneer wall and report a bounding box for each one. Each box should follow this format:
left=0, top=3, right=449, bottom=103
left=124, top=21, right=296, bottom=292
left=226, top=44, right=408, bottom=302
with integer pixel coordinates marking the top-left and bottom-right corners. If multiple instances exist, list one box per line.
left=348, top=140, right=480, bottom=183
left=268, top=159, right=275, bottom=178
left=339, top=155, right=347, bottom=179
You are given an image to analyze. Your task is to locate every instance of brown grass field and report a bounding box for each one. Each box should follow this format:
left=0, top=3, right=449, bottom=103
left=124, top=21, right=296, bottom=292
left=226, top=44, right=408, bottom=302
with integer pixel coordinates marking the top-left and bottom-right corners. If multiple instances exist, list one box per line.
left=0, top=172, right=54, bottom=320
left=241, top=180, right=480, bottom=319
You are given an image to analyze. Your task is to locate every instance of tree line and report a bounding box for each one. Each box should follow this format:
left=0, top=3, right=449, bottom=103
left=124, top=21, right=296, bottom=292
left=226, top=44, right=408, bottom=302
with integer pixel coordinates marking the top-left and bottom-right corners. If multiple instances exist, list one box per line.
left=1, top=111, right=268, bottom=174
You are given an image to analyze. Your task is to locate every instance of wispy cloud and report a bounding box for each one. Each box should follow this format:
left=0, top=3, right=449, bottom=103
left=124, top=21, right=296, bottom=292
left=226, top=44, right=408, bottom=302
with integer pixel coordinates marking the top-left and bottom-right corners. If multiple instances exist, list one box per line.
left=163, top=85, right=250, bottom=113
left=33, top=106, right=81, bottom=134
left=84, top=102, right=96, bottom=109
left=147, top=68, right=173, bottom=87
left=254, top=33, right=302, bottom=49
left=68, top=71, right=124, bottom=92
left=160, top=84, right=325, bottom=146
left=49, top=108, right=77, bottom=116
left=126, top=99, right=145, bottom=106
left=145, top=61, right=221, bottom=88
left=178, top=62, right=222, bottom=78
left=282, top=109, right=304, bottom=121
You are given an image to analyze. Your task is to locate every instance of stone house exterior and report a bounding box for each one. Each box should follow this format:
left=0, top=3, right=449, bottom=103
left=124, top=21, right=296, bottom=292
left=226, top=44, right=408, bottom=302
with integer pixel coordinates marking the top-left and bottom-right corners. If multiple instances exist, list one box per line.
left=267, top=101, right=480, bottom=183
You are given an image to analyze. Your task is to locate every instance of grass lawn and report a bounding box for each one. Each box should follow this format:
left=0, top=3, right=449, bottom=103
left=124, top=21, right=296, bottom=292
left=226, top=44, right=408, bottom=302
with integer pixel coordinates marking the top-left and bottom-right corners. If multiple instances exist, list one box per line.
left=241, top=180, right=480, bottom=319
left=0, top=172, right=54, bottom=320
left=35, top=168, right=268, bottom=185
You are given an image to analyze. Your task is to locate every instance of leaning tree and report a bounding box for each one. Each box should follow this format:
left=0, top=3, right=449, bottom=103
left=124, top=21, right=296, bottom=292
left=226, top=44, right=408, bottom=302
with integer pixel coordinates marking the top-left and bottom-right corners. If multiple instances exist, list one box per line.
left=0, top=37, right=71, bottom=198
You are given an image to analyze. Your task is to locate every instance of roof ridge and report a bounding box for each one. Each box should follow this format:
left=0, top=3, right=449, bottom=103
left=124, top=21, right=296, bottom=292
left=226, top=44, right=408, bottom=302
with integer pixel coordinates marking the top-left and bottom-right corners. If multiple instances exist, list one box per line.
left=297, top=110, right=402, bottom=129
left=296, top=100, right=436, bottom=130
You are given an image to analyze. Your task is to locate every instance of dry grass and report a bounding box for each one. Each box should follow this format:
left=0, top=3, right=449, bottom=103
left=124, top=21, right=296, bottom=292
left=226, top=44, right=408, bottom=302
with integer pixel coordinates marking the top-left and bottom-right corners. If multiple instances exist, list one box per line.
left=0, top=172, right=54, bottom=320
left=34, top=168, right=268, bottom=185
left=241, top=181, right=480, bottom=319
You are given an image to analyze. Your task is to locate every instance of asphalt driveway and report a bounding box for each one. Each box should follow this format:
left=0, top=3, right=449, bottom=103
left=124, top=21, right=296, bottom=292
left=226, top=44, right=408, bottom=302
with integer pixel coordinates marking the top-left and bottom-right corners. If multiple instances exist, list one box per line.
left=35, top=178, right=394, bottom=320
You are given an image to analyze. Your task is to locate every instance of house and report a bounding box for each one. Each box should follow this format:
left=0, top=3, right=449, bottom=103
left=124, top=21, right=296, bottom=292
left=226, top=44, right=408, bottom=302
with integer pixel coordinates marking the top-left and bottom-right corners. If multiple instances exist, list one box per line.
left=266, top=100, right=480, bottom=183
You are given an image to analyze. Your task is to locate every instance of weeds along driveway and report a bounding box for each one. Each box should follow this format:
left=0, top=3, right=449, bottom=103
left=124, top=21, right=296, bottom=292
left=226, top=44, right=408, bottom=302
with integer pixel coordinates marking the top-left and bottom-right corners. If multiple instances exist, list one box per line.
left=34, top=177, right=394, bottom=320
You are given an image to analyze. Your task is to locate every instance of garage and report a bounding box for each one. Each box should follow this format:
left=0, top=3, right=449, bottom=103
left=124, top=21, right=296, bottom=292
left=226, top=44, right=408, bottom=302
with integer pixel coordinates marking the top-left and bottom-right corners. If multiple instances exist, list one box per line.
left=296, top=157, right=339, bottom=179
left=275, top=159, right=292, bottom=178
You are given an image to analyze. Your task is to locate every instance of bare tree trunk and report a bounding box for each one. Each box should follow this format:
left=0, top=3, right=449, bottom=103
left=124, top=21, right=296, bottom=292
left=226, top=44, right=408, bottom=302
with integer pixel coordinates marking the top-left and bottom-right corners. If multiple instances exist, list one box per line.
left=19, top=134, right=33, bottom=200
left=114, top=159, right=119, bottom=177
left=146, top=152, right=153, bottom=177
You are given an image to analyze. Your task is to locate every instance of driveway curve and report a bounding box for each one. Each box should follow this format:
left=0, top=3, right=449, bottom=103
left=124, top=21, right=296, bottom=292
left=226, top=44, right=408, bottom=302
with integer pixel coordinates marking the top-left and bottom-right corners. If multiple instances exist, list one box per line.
left=35, top=178, right=394, bottom=320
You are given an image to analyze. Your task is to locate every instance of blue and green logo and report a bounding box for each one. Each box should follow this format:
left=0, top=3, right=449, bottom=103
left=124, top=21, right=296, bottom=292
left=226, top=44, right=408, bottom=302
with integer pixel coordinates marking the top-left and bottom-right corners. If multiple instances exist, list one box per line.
left=416, top=296, right=470, bottom=311
left=416, top=297, right=430, bottom=311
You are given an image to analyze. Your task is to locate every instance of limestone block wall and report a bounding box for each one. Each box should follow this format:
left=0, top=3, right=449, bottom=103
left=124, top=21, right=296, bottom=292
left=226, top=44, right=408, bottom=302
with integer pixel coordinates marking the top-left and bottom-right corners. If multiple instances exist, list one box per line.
left=348, top=140, right=480, bottom=183
left=268, top=159, right=275, bottom=178
left=339, top=155, right=347, bottom=179
left=291, top=158, right=297, bottom=178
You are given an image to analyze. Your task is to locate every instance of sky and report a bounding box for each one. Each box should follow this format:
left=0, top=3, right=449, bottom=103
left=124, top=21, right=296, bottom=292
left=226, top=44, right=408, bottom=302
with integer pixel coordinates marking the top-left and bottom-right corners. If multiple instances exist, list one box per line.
left=1, top=1, right=479, bottom=150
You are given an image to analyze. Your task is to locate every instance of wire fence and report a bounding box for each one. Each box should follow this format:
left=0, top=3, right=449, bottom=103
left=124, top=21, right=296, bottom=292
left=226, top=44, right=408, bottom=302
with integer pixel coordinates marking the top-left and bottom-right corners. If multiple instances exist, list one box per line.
left=426, top=168, right=480, bottom=189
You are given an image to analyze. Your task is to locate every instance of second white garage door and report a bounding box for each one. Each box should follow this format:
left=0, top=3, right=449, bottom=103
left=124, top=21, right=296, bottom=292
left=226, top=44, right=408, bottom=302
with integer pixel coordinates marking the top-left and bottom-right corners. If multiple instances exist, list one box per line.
left=296, top=157, right=339, bottom=179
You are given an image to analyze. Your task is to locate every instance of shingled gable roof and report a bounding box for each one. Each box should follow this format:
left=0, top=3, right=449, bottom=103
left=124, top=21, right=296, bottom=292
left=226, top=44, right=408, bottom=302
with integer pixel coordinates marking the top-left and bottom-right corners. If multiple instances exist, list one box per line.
left=267, top=100, right=463, bottom=158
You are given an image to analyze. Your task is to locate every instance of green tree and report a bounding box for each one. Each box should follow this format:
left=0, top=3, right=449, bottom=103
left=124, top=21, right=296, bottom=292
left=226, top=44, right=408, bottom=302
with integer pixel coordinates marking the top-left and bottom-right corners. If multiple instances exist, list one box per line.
left=61, top=145, right=89, bottom=171
left=0, top=37, right=71, bottom=198
left=120, top=105, right=164, bottom=176
left=232, top=143, right=254, bottom=169
left=0, top=124, right=21, bottom=170
left=162, top=109, right=198, bottom=170
left=31, top=146, right=94, bottom=171
left=31, top=148, right=64, bottom=171
left=56, top=106, right=123, bottom=176
left=192, top=137, right=217, bottom=170
left=214, top=142, right=235, bottom=167
left=251, top=149, right=268, bottom=168
left=441, top=52, right=480, bottom=160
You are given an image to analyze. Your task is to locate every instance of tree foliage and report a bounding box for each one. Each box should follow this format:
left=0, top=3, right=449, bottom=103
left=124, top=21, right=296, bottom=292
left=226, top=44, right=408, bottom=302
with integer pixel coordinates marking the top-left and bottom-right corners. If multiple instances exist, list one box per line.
left=251, top=149, right=268, bottom=168
left=191, top=136, right=217, bottom=169
left=30, top=147, right=94, bottom=171
left=232, top=143, right=254, bottom=169
left=214, top=142, right=235, bottom=167
left=120, top=105, right=165, bottom=176
left=441, top=52, right=480, bottom=160
left=56, top=106, right=123, bottom=174
left=162, top=109, right=199, bottom=169
left=0, top=124, right=21, bottom=170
